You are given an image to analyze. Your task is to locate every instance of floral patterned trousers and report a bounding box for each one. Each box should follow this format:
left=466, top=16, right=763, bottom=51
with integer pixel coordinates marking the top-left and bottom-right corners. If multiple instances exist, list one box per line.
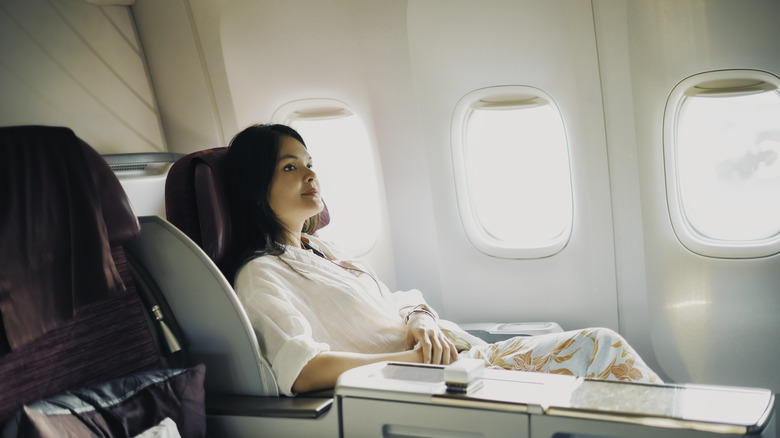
left=462, top=328, right=662, bottom=384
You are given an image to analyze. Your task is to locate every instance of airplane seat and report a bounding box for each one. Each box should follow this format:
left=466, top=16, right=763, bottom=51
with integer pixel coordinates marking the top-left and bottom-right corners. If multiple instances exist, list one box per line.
left=124, top=147, right=336, bottom=436
left=0, top=125, right=206, bottom=436
left=129, top=146, right=281, bottom=397
left=159, top=146, right=326, bottom=392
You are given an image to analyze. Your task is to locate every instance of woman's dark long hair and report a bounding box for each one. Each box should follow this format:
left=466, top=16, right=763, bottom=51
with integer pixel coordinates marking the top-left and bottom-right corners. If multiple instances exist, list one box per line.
left=226, top=124, right=321, bottom=280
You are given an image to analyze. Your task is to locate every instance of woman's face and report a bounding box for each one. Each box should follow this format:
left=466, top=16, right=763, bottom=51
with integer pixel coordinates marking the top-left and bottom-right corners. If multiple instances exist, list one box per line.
left=268, top=135, right=324, bottom=236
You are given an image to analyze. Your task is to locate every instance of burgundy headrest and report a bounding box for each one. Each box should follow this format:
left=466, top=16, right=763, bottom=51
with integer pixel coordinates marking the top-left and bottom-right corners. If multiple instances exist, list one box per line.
left=0, top=125, right=140, bottom=351
left=165, top=148, right=231, bottom=265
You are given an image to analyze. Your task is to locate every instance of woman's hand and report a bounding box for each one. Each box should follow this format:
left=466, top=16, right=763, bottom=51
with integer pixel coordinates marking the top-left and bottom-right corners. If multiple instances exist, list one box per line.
left=292, top=311, right=457, bottom=393
left=405, top=313, right=458, bottom=365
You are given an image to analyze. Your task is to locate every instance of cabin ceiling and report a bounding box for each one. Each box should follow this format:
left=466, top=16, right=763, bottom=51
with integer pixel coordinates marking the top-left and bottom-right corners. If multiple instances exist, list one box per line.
left=0, top=0, right=164, bottom=153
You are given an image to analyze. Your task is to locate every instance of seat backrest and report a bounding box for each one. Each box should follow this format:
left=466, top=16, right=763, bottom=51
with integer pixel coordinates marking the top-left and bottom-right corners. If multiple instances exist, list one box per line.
left=165, top=148, right=232, bottom=270
left=0, top=126, right=163, bottom=421
left=125, top=215, right=280, bottom=396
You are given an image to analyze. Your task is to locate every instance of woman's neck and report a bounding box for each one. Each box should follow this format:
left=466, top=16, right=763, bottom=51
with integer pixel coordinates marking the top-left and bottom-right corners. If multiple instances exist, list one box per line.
left=280, top=228, right=304, bottom=249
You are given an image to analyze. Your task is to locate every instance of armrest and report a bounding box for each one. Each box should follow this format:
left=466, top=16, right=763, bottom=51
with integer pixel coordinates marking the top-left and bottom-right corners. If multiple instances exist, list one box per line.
left=460, top=322, right=563, bottom=343
left=206, top=393, right=333, bottom=419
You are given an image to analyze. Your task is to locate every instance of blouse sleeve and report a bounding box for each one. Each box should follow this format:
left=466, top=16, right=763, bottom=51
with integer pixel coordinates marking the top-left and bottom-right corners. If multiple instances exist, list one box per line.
left=234, top=257, right=330, bottom=397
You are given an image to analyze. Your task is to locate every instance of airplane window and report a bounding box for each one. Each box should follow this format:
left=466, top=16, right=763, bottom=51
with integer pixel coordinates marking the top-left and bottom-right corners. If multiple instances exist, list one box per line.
left=452, top=86, right=573, bottom=259
left=273, top=99, right=381, bottom=256
left=664, top=70, right=780, bottom=258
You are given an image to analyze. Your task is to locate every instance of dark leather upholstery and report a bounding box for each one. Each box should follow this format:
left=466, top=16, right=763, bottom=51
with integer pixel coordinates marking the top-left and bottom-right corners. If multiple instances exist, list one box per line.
left=165, top=147, right=232, bottom=268
left=0, top=126, right=161, bottom=422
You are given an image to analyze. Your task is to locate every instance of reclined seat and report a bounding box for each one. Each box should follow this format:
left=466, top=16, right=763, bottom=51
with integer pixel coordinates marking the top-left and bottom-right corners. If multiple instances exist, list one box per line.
left=156, top=147, right=280, bottom=396
left=126, top=147, right=336, bottom=437
left=0, top=125, right=205, bottom=437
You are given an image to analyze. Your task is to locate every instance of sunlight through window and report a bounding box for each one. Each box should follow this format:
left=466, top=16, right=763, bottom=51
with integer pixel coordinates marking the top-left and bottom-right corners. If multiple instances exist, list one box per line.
left=665, top=71, right=780, bottom=257
left=452, top=87, right=573, bottom=258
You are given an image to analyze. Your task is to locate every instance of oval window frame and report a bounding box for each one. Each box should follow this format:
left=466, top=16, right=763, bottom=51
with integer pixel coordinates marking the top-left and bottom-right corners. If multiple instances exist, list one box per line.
left=663, top=69, right=780, bottom=259
left=451, top=86, right=574, bottom=259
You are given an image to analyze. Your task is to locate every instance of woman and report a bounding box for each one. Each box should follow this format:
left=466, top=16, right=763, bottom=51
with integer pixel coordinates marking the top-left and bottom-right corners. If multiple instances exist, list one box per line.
left=227, top=124, right=661, bottom=397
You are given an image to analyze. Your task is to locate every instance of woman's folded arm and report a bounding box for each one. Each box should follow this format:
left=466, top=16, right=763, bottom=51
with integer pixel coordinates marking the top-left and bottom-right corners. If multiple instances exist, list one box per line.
left=292, top=349, right=423, bottom=394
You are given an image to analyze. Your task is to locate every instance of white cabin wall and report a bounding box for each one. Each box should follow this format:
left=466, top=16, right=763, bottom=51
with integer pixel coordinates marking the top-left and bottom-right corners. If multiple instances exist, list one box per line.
left=405, top=0, right=620, bottom=330
left=131, top=0, right=623, bottom=330
left=591, top=0, right=663, bottom=381
left=132, top=0, right=228, bottom=153
left=205, top=0, right=416, bottom=288
left=594, top=0, right=780, bottom=392
left=129, top=0, right=462, bottom=310
left=335, top=1, right=446, bottom=307
left=0, top=0, right=165, bottom=153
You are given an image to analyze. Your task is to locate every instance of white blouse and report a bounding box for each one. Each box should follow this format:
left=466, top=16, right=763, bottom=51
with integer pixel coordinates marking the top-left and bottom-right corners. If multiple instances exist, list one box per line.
left=234, top=234, right=483, bottom=396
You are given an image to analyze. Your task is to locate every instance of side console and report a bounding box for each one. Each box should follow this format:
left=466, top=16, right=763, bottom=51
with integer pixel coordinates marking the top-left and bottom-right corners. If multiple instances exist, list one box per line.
left=337, top=361, right=775, bottom=438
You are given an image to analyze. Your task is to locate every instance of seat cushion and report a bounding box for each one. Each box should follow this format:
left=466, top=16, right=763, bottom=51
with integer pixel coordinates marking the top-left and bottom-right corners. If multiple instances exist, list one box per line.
left=0, top=280, right=163, bottom=422
left=1, top=364, right=206, bottom=438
